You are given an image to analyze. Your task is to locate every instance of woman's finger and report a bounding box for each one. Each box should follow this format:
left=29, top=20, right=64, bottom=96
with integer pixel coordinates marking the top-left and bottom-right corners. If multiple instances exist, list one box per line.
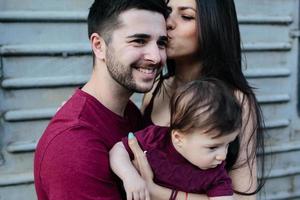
left=136, top=153, right=153, bottom=181
left=128, top=133, right=153, bottom=181
left=128, top=133, right=144, bottom=156
left=128, top=133, right=142, bottom=173
left=132, top=158, right=139, bottom=171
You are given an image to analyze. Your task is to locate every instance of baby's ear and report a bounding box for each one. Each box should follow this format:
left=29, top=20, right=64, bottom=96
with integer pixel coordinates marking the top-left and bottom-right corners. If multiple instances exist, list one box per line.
left=171, top=130, right=185, bottom=147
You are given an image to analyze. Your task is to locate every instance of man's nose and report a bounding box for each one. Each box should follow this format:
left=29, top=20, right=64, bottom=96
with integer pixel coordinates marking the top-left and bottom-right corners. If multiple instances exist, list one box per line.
left=143, top=44, right=162, bottom=65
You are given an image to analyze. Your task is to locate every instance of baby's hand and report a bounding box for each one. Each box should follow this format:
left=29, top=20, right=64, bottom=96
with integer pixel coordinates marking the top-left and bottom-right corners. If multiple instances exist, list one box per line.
left=123, top=173, right=150, bottom=200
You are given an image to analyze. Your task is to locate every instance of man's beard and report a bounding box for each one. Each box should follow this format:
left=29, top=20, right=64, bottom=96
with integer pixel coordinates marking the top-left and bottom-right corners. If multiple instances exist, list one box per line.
left=106, top=47, right=156, bottom=93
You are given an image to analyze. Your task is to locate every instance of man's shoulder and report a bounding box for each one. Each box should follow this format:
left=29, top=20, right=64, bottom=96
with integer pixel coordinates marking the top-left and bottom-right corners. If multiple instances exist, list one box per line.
left=34, top=124, right=122, bottom=200
left=36, top=122, right=104, bottom=157
left=54, top=89, right=89, bottom=120
left=44, top=89, right=108, bottom=140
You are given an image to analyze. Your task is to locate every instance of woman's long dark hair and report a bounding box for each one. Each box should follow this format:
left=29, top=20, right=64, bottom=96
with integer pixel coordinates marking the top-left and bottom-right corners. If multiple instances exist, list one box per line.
left=159, top=0, right=266, bottom=195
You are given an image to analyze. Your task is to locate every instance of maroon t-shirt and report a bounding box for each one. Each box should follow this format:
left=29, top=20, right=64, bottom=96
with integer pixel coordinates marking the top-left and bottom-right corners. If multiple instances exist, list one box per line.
left=122, top=125, right=233, bottom=197
left=34, top=89, right=142, bottom=200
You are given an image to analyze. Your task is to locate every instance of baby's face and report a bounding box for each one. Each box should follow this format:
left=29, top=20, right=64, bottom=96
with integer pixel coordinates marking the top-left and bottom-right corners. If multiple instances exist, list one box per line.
left=178, top=129, right=239, bottom=170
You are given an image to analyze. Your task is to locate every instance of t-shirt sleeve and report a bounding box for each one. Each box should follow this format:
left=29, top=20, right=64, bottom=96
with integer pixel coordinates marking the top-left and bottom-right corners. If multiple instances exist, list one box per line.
left=39, top=126, right=121, bottom=200
left=121, top=125, right=162, bottom=160
left=207, top=166, right=233, bottom=197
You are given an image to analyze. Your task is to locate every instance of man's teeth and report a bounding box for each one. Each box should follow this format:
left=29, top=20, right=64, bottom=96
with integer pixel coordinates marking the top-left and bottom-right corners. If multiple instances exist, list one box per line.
left=137, top=68, right=155, bottom=74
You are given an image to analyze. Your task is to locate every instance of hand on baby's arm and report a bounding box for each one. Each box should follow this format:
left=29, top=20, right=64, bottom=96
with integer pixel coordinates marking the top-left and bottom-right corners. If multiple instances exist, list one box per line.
left=123, top=170, right=150, bottom=200
left=109, top=141, right=150, bottom=200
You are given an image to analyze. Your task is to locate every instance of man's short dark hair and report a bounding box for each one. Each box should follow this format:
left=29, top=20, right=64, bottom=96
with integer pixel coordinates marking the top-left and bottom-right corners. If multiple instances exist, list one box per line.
left=87, top=0, right=169, bottom=42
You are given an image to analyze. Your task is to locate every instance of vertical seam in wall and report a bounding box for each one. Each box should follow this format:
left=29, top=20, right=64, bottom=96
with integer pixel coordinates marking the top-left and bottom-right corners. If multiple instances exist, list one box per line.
left=297, top=0, right=300, bottom=116
left=0, top=45, right=3, bottom=81
left=0, top=45, right=4, bottom=166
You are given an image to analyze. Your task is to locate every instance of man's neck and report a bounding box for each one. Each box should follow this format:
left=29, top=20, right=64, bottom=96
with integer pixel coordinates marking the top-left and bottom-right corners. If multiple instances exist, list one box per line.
left=82, top=66, right=132, bottom=117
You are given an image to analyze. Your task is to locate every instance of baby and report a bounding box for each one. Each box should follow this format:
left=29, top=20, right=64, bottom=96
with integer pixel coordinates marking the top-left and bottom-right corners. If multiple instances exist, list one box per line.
left=110, top=78, right=242, bottom=200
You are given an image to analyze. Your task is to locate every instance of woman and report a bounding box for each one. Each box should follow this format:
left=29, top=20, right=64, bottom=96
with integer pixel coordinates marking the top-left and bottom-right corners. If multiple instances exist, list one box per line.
left=129, top=0, right=266, bottom=199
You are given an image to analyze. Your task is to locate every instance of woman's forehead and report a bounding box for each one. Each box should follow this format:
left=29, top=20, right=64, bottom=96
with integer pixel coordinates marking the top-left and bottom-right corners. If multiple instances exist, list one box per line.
left=168, top=0, right=197, bottom=8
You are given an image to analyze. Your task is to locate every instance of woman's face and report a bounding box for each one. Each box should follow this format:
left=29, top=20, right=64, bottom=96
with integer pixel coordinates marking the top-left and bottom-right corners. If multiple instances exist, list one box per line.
left=166, top=0, right=199, bottom=59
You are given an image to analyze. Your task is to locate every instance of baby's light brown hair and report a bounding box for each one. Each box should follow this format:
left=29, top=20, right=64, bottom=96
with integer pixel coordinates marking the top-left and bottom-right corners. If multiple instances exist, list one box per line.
left=170, top=78, right=242, bottom=138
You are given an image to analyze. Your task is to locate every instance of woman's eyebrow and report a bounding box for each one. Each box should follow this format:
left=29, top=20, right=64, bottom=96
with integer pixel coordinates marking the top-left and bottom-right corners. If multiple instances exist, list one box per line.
left=178, top=6, right=196, bottom=12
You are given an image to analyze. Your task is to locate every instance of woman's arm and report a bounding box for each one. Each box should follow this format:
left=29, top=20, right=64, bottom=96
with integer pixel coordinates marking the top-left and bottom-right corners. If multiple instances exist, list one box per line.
left=230, top=92, right=258, bottom=200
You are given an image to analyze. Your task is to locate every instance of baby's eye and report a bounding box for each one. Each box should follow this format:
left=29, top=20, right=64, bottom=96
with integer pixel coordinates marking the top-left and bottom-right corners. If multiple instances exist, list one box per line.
left=208, top=146, right=218, bottom=150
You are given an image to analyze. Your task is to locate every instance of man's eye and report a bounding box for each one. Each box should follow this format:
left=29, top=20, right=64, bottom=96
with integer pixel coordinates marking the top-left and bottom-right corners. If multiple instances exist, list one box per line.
left=167, top=7, right=172, bottom=15
left=132, top=39, right=146, bottom=45
left=157, top=41, right=167, bottom=49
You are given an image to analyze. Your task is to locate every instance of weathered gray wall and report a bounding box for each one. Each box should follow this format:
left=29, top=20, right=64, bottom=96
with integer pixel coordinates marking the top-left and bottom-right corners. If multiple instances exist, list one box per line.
left=0, top=0, right=299, bottom=199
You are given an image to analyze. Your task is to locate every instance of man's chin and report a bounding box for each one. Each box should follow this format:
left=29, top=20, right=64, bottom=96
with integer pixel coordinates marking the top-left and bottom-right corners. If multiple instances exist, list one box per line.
left=129, top=80, right=155, bottom=93
left=133, top=87, right=153, bottom=94
left=132, top=84, right=154, bottom=93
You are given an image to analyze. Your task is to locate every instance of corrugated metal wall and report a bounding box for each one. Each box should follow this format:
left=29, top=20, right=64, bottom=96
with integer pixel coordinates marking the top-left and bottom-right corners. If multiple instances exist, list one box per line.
left=0, top=0, right=299, bottom=199
left=236, top=0, right=300, bottom=199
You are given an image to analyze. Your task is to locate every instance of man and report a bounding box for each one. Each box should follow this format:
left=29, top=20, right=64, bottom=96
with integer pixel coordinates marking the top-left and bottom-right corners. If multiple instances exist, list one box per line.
left=34, top=0, right=169, bottom=199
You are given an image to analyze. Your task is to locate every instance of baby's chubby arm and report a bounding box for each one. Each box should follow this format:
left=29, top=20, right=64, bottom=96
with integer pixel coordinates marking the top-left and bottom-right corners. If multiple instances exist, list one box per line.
left=109, top=141, right=150, bottom=200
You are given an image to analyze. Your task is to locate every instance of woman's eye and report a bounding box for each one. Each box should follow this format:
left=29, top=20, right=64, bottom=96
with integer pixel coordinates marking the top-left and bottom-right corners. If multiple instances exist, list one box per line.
left=208, top=146, right=218, bottom=150
left=182, top=16, right=194, bottom=20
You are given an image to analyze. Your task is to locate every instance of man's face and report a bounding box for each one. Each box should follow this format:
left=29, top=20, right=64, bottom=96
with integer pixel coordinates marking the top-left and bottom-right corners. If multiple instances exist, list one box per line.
left=105, top=9, right=167, bottom=93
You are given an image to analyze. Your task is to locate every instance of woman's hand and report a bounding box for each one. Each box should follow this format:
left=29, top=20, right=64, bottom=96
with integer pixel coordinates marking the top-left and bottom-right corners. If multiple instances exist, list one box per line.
left=128, top=134, right=154, bottom=183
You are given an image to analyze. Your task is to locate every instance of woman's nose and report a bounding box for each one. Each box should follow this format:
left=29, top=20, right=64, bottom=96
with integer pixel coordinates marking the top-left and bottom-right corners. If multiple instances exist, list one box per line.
left=166, top=16, right=175, bottom=31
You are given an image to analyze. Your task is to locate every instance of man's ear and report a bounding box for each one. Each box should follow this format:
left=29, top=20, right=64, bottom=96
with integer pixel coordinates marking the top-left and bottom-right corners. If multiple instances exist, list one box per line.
left=90, top=33, right=107, bottom=61
left=172, top=130, right=185, bottom=148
